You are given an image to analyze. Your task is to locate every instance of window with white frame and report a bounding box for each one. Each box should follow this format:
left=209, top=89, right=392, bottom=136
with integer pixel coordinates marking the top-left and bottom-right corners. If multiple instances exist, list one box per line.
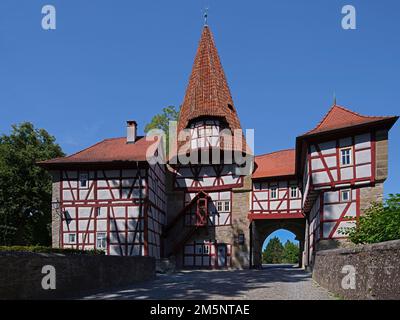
left=68, top=233, right=76, bottom=244
left=96, top=232, right=107, bottom=249
left=341, top=189, right=351, bottom=202
left=270, top=187, right=278, bottom=199
left=216, top=200, right=230, bottom=212
left=290, top=186, right=298, bottom=198
left=79, top=173, right=89, bottom=189
left=202, top=244, right=210, bottom=254
left=340, top=148, right=352, bottom=166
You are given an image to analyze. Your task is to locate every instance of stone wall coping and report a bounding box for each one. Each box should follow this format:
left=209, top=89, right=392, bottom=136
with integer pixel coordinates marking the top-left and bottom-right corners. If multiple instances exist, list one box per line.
left=316, top=239, right=400, bottom=256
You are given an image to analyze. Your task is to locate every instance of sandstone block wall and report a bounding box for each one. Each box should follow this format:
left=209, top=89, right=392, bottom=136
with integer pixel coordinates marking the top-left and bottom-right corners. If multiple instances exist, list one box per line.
left=313, top=240, right=400, bottom=300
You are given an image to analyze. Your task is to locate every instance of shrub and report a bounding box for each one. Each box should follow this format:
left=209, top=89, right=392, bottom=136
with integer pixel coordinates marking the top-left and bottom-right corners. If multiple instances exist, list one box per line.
left=0, top=245, right=105, bottom=255
left=340, top=193, right=400, bottom=244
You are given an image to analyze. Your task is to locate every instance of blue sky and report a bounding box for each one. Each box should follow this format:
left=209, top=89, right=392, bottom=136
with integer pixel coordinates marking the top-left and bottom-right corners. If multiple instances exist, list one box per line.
left=1, top=0, right=399, bottom=202
left=263, top=230, right=297, bottom=250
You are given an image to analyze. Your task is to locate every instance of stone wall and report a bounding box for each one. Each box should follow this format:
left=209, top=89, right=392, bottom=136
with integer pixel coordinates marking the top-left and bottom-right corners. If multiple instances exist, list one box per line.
left=229, top=175, right=252, bottom=269
left=375, top=129, right=388, bottom=182
left=312, top=240, right=400, bottom=300
left=0, top=252, right=155, bottom=299
left=359, top=183, right=384, bottom=213
left=50, top=171, right=61, bottom=248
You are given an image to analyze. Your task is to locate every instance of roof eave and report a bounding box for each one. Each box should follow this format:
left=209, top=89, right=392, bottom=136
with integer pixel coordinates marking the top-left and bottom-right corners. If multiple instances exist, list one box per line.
left=294, top=115, right=399, bottom=177
left=37, top=159, right=149, bottom=170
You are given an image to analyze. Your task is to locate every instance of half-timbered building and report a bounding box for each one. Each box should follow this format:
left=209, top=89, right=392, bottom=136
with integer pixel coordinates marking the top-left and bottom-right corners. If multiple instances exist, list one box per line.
left=39, top=25, right=398, bottom=270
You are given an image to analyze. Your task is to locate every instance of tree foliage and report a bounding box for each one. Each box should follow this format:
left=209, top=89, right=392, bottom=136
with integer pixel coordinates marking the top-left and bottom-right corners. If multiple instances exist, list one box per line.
left=144, top=105, right=180, bottom=153
left=0, top=122, right=64, bottom=246
left=282, top=240, right=300, bottom=263
left=340, top=193, right=400, bottom=244
left=144, top=105, right=179, bottom=135
left=262, top=236, right=299, bottom=264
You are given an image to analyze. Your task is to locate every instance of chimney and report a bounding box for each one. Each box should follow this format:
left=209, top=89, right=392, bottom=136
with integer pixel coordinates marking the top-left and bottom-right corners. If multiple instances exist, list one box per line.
left=126, top=120, right=137, bottom=143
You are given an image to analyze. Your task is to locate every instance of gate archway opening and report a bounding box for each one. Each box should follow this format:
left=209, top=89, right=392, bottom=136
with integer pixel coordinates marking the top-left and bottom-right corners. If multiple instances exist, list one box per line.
left=250, top=218, right=306, bottom=269
left=262, top=229, right=299, bottom=266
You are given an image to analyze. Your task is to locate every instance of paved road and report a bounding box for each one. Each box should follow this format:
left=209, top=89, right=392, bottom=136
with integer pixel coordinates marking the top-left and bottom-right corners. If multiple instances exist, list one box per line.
left=82, top=264, right=334, bottom=300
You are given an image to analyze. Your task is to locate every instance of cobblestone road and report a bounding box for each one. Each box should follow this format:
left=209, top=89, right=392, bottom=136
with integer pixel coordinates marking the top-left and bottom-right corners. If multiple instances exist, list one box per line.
left=82, top=264, right=334, bottom=300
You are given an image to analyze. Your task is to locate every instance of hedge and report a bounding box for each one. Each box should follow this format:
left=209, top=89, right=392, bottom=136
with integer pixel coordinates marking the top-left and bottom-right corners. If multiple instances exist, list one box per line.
left=0, top=246, right=105, bottom=255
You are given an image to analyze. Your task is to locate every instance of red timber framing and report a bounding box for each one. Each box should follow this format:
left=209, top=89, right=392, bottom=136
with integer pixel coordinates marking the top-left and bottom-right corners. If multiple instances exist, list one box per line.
left=307, top=187, right=361, bottom=263
left=249, top=179, right=302, bottom=220
left=307, top=194, right=321, bottom=264
left=305, top=132, right=376, bottom=190
left=173, top=163, right=243, bottom=192
left=301, top=131, right=376, bottom=213
left=59, top=165, right=166, bottom=258
left=184, top=191, right=232, bottom=226
left=183, top=241, right=232, bottom=268
left=319, top=188, right=360, bottom=240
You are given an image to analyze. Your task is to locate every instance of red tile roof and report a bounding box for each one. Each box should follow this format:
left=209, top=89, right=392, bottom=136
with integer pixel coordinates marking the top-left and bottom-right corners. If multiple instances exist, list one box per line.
left=301, top=104, right=397, bottom=137
left=253, top=149, right=295, bottom=179
left=178, top=26, right=242, bottom=131
left=38, top=136, right=155, bottom=167
left=176, top=26, right=248, bottom=154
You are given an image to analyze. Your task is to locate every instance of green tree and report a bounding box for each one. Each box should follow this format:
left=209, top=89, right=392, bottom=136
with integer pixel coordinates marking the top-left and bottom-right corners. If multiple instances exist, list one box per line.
left=0, top=122, right=64, bottom=246
left=262, top=236, right=284, bottom=264
left=282, top=240, right=299, bottom=264
left=144, top=105, right=179, bottom=154
left=340, top=193, right=400, bottom=244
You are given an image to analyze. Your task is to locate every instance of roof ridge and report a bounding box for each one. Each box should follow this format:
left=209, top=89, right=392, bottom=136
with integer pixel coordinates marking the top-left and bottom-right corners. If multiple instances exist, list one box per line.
left=334, top=104, right=393, bottom=119
left=63, top=136, right=145, bottom=159
left=303, top=104, right=336, bottom=135
left=255, top=148, right=295, bottom=158
left=302, top=104, right=393, bottom=136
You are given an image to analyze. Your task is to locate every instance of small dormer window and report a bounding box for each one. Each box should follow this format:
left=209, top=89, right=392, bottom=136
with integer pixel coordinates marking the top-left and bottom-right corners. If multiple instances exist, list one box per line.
left=79, top=173, right=89, bottom=189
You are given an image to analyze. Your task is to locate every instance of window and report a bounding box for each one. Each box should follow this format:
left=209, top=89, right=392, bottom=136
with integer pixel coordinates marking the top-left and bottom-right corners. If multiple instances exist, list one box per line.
left=190, top=120, right=220, bottom=149
left=341, top=189, right=351, bottom=202
left=216, top=201, right=230, bottom=212
left=290, top=186, right=298, bottom=198
left=197, top=244, right=210, bottom=255
left=340, top=148, right=352, bottom=166
left=79, top=173, right=89, bottom=189
left=270, top=187, right=278, bottom=199
left=68, top=233, right=76, bottom=244
left=96, top=232, right=107, bottom=249
left=96, top=207, right=101, bottom=217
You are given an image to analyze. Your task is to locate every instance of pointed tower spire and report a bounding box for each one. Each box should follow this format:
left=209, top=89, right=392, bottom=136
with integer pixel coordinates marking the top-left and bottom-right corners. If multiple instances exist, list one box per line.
left=177, top=26, right=243, bottom=136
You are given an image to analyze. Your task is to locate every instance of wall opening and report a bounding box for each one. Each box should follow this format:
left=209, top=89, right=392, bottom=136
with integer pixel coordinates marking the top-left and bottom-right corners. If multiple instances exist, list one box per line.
left=261, top=229, right=300, bottom=266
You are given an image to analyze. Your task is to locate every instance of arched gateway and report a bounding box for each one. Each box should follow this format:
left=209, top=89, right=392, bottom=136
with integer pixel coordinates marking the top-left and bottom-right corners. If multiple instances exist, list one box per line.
left=39, top=24, right=398, bottom=270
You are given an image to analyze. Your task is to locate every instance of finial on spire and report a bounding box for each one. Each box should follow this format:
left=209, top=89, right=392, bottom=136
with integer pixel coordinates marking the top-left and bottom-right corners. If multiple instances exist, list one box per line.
left=333, top=92, right=337, bottom=106
left=203, top=7, right=208, bottom=26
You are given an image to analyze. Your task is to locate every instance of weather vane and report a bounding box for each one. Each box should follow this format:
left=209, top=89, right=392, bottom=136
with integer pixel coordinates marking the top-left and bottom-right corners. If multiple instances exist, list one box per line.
left=203, top=7, right=209, bottom=26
